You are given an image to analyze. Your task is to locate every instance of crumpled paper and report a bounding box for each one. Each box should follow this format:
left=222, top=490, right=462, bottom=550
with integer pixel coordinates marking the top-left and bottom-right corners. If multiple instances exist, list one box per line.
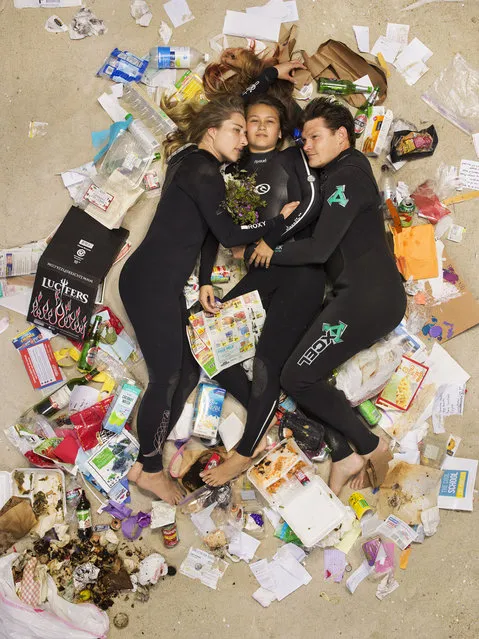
left=130, top=0, right=152, bottom=27
left=69, top=8, right=107, bottom=40
left=137, top=554, right=168, bottom=585
left=73, top=562, right=100, bottom=590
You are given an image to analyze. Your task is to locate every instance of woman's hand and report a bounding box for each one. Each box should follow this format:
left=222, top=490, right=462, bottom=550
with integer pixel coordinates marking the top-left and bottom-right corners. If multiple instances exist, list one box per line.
left=274, top=60, right=306, bottom=84
left=231, top=245, right=246, bottom=259
left=199, top=285, right=221, bottom=314
left=280, top=201, right=300, bottom=219
left=248, top=239, right=274, bottom=268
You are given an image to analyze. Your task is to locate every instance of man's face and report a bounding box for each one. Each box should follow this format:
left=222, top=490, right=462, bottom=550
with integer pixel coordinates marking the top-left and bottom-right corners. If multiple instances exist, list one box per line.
left=246, top=104, right=282, bottom=153
left=302, top=117, right=348, bottom=168
left=210, top=112, right=248, bottom=163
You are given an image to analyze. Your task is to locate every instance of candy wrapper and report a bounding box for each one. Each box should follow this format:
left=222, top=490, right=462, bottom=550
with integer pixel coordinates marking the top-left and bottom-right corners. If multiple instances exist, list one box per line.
left=390, top=125, right=438, bottom=163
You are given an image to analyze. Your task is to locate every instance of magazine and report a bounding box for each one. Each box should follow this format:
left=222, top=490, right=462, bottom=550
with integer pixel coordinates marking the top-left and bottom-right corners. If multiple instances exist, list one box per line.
left=376, top=356, right=429, bottom=411
left=187, top=290, right=266, bottom=377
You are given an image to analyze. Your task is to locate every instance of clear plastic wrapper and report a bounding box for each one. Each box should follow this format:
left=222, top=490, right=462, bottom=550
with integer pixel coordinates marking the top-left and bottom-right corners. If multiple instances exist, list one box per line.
left=422, top=53, right=479, bottom=136
left=411, top=180, right=451, bottom=224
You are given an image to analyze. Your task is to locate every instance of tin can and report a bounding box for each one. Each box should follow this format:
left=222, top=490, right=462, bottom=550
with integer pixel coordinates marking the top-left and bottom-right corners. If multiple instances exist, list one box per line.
left=398, top=197, right=416, bottom=215
left=349, top=492, right=372, bottom=520
left=358, top=400, right=382, bottom=426
left=162, top=522, right=179, bottom=548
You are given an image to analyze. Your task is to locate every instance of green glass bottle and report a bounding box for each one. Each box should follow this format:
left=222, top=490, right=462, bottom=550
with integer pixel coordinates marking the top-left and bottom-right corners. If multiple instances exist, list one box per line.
left=353, top=86, right=380, bottom=137
left=78, top=315, right=102, bottom=373
left=32, top=369, right=99, bottom=418
left=317, top=77, right=373, bottom=96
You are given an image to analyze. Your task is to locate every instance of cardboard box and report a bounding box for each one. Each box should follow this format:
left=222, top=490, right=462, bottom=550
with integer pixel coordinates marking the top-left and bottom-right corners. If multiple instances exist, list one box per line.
left=361, top=107, right=393, bottom=156
left=27, top=207, right=128, bottom=341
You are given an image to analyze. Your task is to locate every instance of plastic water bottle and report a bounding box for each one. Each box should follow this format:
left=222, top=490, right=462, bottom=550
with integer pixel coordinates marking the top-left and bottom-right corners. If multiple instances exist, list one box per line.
left=379, top=164, right=397, bottom=219
left=149, top=46, right=209, bottom=70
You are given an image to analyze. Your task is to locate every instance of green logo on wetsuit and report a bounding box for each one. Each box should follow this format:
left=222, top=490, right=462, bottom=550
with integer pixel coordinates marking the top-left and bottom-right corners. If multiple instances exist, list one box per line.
left=327, top=185, right=349, bottom=208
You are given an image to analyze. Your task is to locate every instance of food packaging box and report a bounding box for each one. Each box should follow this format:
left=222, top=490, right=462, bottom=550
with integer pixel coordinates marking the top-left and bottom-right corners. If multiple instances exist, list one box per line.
left=361, top=107, right=393, bottom=156
left=247, top=439, right=347, bottom=546
left=0, top=468, right=67, bottom=523
left=27, top=206, right=128, bottom=341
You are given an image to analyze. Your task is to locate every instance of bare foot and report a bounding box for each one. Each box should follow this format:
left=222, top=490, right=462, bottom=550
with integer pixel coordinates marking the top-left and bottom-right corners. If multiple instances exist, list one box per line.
left=350, top=467, right=371, bottom=491
left=362, top=437, right=390, bottom=462
left=200, top=452, right=252, bottom=487
left=128, top=461, right=143, bottom=484
left=252, top=434, right=268, bottom=457
left=135, top=469, right=184, bottom=505
left=328, top=453, right=365, bottom=496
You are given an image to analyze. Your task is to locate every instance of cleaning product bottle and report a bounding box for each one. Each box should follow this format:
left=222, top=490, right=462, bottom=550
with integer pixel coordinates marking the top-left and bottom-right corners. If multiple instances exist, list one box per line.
left=149, top=46, right=209, bottom=70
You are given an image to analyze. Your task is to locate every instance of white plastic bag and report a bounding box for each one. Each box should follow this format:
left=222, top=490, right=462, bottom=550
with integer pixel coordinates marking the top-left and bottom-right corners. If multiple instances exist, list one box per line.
left=0, top=553, right=109, bottom=639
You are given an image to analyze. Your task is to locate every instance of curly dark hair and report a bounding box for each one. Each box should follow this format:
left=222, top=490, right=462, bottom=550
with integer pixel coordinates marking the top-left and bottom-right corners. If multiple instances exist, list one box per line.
left=301, top=97, right=356, bottom=148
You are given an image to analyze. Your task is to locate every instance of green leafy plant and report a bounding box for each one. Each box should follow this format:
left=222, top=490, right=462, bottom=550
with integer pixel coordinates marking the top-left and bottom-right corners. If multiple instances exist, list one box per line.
left=221, top=169, right=266, bottom=225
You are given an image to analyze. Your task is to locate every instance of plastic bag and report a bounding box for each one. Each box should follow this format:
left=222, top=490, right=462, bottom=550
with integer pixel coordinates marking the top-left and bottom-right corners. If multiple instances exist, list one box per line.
left=390, top=125, right=438, bottom=163
left=278, top=409, right=324, bottom=456
left=335, top=336, right=405, bottom=406
left=422, top=53, right=479, bottom=136
left=411, top=180, right=451, bottom=224
left=0, top=553, right=109, bottom=639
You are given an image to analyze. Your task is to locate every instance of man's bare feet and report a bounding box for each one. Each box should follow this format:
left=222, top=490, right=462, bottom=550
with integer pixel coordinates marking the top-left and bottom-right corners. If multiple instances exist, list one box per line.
left=200, top=451, right=252, bottom=487
left=328, top=452, right=365, bottom=496
left=135, top=469, right=184, bottom=505
left=350, top=467, right=370, bottom=491
left=128, top=461, right=143, bottom=484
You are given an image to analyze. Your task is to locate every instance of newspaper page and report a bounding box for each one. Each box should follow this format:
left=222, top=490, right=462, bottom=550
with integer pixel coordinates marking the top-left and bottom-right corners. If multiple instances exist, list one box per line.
left=0, top=240, right=47, bottom=278
left=187, top=290, right=266, bottom=377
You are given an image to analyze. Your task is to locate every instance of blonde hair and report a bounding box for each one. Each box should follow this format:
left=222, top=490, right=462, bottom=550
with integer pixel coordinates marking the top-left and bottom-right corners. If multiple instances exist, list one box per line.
left=161, top=94, right=245, bottom=159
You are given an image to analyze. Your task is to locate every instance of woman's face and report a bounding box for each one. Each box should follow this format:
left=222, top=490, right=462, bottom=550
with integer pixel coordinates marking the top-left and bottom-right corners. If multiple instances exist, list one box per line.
left=210, top=112, right=248, bottom=163
left=246, top=104, right=282, bottom=153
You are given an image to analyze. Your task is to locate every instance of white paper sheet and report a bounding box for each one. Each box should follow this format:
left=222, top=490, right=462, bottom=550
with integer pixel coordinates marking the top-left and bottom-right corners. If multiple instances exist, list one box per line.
left=250, top=559, right=277, bottom=591
left=150, top=501, right=176, bottom=528
left=191, top=502, right=217, bottom=535
left=69, top=385, right=100, bottom=413
left=394, top=38, right=433, bottom=85
left=0, top=290, right=31, bottom=316
left=370, top=36, right=402, bottom=63
left=473, top=134, right=479, bottom=159
left=386, top=23, right=410, bottom=48
left=222, top=10, right=281, bottom=42
left=246, top=0, right=298, bottom=23
left=346, top=560, right=374, bottom=594
left=447, top=224, right=466, bottom=243
left=459, top=159, right=479, bottom=190
left=228, top=530, right=261, bottom=562
left=352, top=26, right=369, bottom=53
left=218, top=412, right=244, bottom=451
left=163, top=0, right=194, bottom=28
left=432, top=383, right=466, bottom=433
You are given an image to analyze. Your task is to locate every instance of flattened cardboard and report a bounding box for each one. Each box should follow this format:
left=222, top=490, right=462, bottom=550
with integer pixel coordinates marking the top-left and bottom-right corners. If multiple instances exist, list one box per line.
left=417, top=249, right=479, bottom=344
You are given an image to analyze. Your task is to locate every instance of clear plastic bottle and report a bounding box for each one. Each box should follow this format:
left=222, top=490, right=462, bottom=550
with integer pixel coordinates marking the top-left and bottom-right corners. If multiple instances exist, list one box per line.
left=149, top=46, right=209, bottom=70
left=379, top=164, right=397, bottom=219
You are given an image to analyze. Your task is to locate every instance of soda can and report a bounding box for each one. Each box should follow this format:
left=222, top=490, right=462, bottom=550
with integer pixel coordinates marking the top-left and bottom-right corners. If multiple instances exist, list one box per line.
left=349, top=492, right=373, bottom=520
left=162, top=522, right=179, bottom=548
left=358, top=400, right=382, bottom=426
left=204, top=452, right=221, bottom=470
left=398, top=197, right=416, bottom=215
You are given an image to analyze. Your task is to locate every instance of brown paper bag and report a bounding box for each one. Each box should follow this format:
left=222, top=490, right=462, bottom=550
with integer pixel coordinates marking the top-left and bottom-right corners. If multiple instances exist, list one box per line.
left=0, top=497, right=37, bottom=554
left=302, top=39, right=388, bottom=107
left=277, top=24, right=312, bottom=89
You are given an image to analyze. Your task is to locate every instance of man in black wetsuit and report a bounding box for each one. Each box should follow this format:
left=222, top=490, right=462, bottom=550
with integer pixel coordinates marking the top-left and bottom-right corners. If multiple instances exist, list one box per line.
left=203, top=98, right=406, bottom=495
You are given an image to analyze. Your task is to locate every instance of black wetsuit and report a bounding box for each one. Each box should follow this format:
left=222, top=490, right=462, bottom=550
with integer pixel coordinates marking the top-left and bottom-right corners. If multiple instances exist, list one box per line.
left=119, top=145, right=289, bottom=472
left=199, top=146, right=326, bottom=458
left=119, top=137, right=328, bottom=471
left=247, top=147, right=408, bottom=461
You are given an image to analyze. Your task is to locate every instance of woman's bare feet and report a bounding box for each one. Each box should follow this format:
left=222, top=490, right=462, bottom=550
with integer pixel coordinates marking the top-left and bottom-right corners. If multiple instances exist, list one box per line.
left=135, top=469, right=184, bottom=505
left=328, top=452, right=365, bottom=496
left=200, top=451, right=252, bottom=487
left=127, top=461, right=143, bottom=484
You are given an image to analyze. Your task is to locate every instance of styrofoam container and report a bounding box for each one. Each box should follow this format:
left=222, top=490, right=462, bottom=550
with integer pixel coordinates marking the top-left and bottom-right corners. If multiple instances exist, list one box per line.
left=0, top=469, right=66, bottom=521
left=247, top=439, right=347, bottom=546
